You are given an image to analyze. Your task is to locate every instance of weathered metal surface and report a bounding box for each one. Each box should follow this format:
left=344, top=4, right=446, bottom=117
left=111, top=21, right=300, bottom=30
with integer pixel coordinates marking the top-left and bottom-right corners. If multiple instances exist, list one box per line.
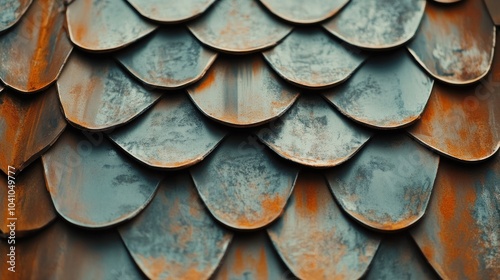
left=187, top=0, right=292, bottom=54
left=0, top=0, right=32, bottom=32
left=323, top=0, right=425, bottom=50
left=0, top=87, right=66, bottom=174
left=109, top=93, right=227, bottom=169
left=407, top=0, right=495, bottom=84
left=323, top=49, right=433, bottom=129
left=407, top=82, right=500, bottom=162
left=127, top=0, right=216, bottom=23
left=0, top=221, right=145, bottom=279
left=0, top=160, right=56, bottom=237
left=325, top=133, right=439, bottom=231
left=268, top=171, right=381, bottom=280
left=190, top=134, right=299, bottom=230
left=364, top=234, right=440, bottom=279
left=188, top=55, right=299, bottom=127
left=41, top=129, right=163, bottom=228
left=411, top=155, right=500, bottom=279
left=212, top=231, right=290, bottom=279
left=57, top=51, right=161, bottom=131
left=66, top=0, right=157, bottom=52
left=485, top=0, right=500, bottom=25
left=263, top=28, right=366, bottom=89
left=259, top=0, right=348, bottom=24
left=257, top=94, right=372, bottom=168
left=119, top=172, right=233, bottom=280
left=0, top=0, right=72, bottom=93
left=116, top=28, right=217, bottom=90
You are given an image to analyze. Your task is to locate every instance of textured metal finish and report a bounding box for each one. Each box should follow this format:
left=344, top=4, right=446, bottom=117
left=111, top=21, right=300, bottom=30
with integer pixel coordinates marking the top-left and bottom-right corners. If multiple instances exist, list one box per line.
left=323, top=0, right=425, bottom=49
left=188, top=55, right=299, bottom=127
left=485, top=0, right=500, bottom=25
left=263, top=28, right=366, bottom=89
left=188, top=0, right=292, bottom=54
left=0, top=221, right=145, bottom=280
left=57, top=51, right=162, bottom=131
left=364, top=234, right=440, bottom=280
left=213, top=231, right=290, bottom=279
left=42, top=129, right=163, bottom=228
left=408, top=82, right=500, bottom=162
left=0, top=160, right=56, bottom=237
left=268, top=172, right=381, bottom=280
left=323, top=49, right=433, bottom=129
left=127, top=0, right=216, bottom=23
left=326, top=134, right=439, bottom=231
left=0, top=87, right=66, bottom=174
left=119, top=172, right=232, bottom=280
left=191, top=134, right=299, bottom=230
left=0, top=0, right=72, bottom=92
left=411, top=155, right=500, bottom=280
left=257, top=94, right=372, bottom=168
left=66, top=0, right=157, bottom=52
left=259, top=0, right=348, bottom=24
left=116, top=28, right=217, bottom=90
left=407, top=0, right=495, bottom=84
left=109, top=93, right=227, bottom=169
left=0, top=0, right=32, bottom=32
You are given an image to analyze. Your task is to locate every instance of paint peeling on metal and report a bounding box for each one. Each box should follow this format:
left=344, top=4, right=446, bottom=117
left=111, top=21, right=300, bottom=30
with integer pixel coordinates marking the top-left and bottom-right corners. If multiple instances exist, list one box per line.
left=268, top=171, right=381, bottom=280
left=188, top=0, right=292, bottom=53
left=41, top=129, right=163, bottom=228
left=108, top=93, right=227, bottom=169
left=263, top=28, right=366, bottom=89
left=323, top=49, right=434, bottom=129
left=259, top=0, right=349, bottom=24
left=323, top=0, right=426, bottom=49
left=127, top=0, right=216, bottom=23
left=0, top=0, right=72, bottom=92
left=190, top=134, right=299, bottom=230
left=0, top=0, right=32, bottom=32
left=116, top=27, right=217, bottom=90
left=187, top=55, right=299, bottom=127
left=0, top=87, right=66, bottom=174
left=411, top=155, right=500, bottom=279
left=57, top=51, right=162, bottom=131
left=407, top=0, right=495, bottom=84
left=257, top=94, right=372, bottom=168
left=66, top=0, right=157, bottom=52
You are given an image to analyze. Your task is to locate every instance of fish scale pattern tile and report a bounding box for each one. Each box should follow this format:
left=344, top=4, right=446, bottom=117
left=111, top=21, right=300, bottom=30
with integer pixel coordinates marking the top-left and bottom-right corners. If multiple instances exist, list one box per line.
left=0, top=0, right=499, bottom=279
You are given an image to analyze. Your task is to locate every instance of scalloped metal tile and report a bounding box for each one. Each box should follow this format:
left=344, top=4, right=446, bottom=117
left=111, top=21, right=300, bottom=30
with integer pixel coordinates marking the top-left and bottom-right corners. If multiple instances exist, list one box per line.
left=365, top=234, right=440, bottom=280
left=259, top=0, right=349, bottom=24
left=0, top=0, right=32, bottom=32
left=188, top=55, right=299, bottom=127
left=0, top=87, right=66, bottom=174
left=323, top=0, right=425, bottom=50
left=66, top=0, right=157, bottom=52
left=0, top=0, right=72, bottom=93
left=188, top=0, right=292, bottom=54
left=323, top=49, right=433, bottom=129
left=0, top=160, right=56, bottom=237
left=212, top=231, right=290, bottom=279
left=411, top=155, right=500, bottom=279
left=119, top=172, right=232, bottom=280
left=257, top=94, right=372, bottom=168
left=268, top=171, right=381, bottom=280
left=126, top=0, right=216, bottom=23
left=325, top=133, right=439, bottom=231
left=190, top=133, right=299, bottom=230
left=116, top=27, right=217, bottom=90
left=485, top=0, right=500, bottom=25
left=108, top=93, right=227, bottom=169
left=263, top=28, right=366, bottom=89
left=407, top=0, right=495, bottom=84
left=42, top=129, right=163, bottom=228
left=57, top=51, right=162, bottom=131
left=0, top=221, right=145, bottom=279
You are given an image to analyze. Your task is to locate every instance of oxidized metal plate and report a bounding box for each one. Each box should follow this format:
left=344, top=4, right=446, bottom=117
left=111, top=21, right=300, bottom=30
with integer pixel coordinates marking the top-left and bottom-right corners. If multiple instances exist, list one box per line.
left=259, top=0, right=349, bottom=24
left=0, top=0, right=32, bottom=32
left=126, top=0, right=216, bottom=23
